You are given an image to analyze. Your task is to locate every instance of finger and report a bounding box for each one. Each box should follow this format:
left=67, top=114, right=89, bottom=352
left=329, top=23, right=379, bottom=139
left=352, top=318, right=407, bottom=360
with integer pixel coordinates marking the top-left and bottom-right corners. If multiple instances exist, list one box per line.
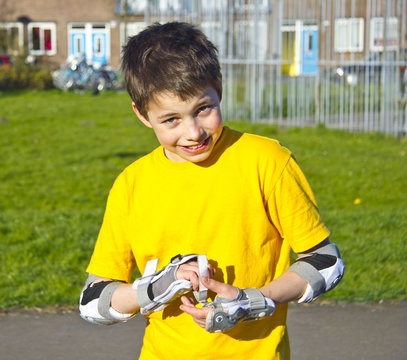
left=192, top=316, right=207, bottom=328
left=177, top=263, right=199, bottom=280
left=207, top=264, right=215, bottom=279
left=180, top=296, right=195, bottom=306
left=189, top=271, right=200, bottom=291
left=179, top=303, right=210, bottom=323
left=178, top=264, right=198, bottom=274
left=181, top=261, right=198, bottom=269
left=202, top=277, right=239, bottom=299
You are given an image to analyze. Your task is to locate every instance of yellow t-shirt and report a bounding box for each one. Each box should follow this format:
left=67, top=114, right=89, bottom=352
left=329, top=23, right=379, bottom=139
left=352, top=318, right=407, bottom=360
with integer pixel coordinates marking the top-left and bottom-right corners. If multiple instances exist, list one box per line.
left=87, top=127, right=329, bottom=360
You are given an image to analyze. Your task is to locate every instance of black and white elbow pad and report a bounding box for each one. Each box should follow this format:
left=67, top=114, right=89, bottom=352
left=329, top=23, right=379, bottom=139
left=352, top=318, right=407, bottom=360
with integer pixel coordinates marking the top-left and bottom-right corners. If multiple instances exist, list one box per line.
left=79, top=274, right=135, bottom=325
left=287, top=243, right=345, bottom=303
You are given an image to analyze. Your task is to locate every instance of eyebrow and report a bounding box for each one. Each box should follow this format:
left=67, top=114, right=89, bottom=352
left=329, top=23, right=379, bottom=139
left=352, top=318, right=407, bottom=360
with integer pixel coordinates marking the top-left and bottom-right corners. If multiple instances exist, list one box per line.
left=156, top=96, right=214, bottom=121
left=157, top=112, right=179, bottom=121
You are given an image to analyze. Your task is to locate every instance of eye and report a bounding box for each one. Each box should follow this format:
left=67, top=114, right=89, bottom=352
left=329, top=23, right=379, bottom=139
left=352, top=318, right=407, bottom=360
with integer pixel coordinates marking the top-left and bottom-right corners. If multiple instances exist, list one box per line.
left=196, top=104, right=213, bottom=115
left=162, top=117, right=177, bottom=124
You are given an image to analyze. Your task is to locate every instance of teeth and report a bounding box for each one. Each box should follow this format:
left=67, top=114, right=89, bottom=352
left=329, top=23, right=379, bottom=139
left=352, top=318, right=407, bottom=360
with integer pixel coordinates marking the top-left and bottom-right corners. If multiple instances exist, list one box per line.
left=187, top=138, right=208, bottom=149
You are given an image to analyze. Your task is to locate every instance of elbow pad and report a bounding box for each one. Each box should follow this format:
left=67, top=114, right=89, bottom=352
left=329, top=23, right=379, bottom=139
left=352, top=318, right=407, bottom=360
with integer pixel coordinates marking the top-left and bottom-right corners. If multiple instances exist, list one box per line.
left=287, top=243, right=345, bottom=303
left=79, top=274, right=135, bottom=325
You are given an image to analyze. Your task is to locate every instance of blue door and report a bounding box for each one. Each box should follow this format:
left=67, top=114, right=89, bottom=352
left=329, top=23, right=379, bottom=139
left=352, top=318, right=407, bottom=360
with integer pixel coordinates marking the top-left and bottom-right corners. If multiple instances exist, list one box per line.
left=91, top=32, right=107, bottom=67
left=68, top=24, right=109, bottom=66
left=71, top=32, right=86, bottom=59
left=301, top=28, right=318, bottom=75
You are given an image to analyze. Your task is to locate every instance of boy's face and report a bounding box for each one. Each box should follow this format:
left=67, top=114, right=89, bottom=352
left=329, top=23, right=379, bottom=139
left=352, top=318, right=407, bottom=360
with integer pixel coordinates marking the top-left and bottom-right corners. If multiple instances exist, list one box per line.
left=133, top=87, right=223, bottom=163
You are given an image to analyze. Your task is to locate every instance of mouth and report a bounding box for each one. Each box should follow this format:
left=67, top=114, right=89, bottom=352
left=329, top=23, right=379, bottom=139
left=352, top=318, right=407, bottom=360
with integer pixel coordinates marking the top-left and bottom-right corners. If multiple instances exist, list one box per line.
left=181, top=137, right=211, bottom=153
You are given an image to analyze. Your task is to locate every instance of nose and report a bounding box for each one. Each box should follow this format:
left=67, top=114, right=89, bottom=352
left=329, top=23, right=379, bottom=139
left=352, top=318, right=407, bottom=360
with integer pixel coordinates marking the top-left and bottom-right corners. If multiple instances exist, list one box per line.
left=184, top=118, right=203, bottom=141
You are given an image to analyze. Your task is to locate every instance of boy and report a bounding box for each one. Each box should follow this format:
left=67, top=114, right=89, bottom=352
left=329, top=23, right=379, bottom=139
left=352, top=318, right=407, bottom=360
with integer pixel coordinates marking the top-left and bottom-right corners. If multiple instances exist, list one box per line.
left=79, top=22, right=344, bottom=359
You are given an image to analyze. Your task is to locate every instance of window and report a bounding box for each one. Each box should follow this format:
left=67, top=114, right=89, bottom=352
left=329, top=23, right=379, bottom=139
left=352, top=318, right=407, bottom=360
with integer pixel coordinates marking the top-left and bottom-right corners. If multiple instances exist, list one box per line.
left=115, top=0, right=147, bottom=14
left=305, top=32, right=313, bottom=56
left=93, top=34, right=104, bottom=56
left=201, top=21, right=226, bottom=57
left=370, top=17, right=398, bottom=52
left=28, top=22, right=56, bottom=55
left=235, top=20, right=268, bottom=60
left=233, top=0, right=270, bottom=12
left=120, top=22, right=146, bottom=45
left=72, top=34, right=85, bottom=57
left=0, top=22, right=23, bottom=54
left=201, top=0, right=224, bottom=12
left=334, top=18, right=364, bottom=52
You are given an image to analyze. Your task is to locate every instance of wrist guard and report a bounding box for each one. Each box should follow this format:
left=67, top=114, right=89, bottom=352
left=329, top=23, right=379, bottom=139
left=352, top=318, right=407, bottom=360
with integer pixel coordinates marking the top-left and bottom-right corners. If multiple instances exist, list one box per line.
left=205, top=288, right=275, bottom=333
left=133, top=254, right=205, bottom=315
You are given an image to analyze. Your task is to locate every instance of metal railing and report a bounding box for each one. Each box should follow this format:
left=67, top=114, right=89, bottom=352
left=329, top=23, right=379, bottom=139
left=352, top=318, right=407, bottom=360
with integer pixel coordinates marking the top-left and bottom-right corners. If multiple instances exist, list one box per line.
left=140, top=0, right=407, bottom=136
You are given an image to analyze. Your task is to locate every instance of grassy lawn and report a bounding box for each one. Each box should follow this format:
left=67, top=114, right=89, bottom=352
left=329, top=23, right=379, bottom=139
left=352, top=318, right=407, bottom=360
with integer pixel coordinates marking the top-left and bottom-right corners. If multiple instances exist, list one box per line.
left=0, top=90, right=406, bottom=308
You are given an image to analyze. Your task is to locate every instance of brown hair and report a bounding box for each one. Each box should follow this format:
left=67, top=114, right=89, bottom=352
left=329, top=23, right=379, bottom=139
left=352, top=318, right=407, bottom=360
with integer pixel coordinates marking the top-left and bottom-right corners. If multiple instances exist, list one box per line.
left=121, top=22, right=222, bottom=118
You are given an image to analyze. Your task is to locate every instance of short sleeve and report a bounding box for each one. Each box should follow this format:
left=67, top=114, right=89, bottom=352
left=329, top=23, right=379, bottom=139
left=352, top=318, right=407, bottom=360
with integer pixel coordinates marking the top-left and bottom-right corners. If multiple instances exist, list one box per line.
left=267, top=156, right=330, bottom=253
left=86, top=174, right=136, bottom=282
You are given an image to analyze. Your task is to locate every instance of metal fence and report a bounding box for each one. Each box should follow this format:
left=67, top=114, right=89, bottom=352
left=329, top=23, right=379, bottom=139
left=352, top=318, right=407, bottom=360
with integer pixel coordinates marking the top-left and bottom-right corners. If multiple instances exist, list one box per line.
left=139, top=0, right=407, bottom=136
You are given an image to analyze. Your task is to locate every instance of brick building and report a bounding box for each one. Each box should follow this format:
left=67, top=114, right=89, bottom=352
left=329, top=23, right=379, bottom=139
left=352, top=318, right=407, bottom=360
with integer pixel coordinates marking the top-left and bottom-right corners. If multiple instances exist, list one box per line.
left=0, top=0, right=406, bottom=73
left=0, top=0, right=144, bottom=68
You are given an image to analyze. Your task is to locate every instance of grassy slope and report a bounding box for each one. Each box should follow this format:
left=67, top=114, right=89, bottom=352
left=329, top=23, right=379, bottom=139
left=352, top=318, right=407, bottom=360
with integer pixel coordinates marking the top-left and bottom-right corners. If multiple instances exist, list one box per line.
left=0, top=90, right=406, bottom=307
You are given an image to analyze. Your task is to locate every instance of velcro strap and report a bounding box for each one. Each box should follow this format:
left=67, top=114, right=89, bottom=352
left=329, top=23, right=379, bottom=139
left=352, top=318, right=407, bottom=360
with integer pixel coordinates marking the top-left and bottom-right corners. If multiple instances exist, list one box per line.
left=142, top=258, right=159, bottom=277
left=194, top=255, right=208, bottom=304
left=289, top=260, right=325, bottom=295
left=243, top=288, right=266, bottom=311
left=98, top=281, right=124, bottom=320
left=134, top=258, right=159, bottom=308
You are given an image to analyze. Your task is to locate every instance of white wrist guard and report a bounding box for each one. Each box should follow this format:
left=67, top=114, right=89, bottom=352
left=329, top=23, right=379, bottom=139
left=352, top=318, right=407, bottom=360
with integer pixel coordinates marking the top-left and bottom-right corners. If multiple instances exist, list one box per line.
left=287, top=242, right=345, bottom=303
left=205, top=288, right=275, bottom=333
left=133, top=254, right=207, bottom=315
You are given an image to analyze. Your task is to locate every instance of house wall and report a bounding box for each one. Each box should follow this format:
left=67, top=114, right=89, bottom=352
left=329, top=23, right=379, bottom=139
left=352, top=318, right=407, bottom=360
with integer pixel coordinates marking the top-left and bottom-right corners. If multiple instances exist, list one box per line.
left=1, top=0, right=406, bottom=69
left=1, top=0, right=142, bottom=68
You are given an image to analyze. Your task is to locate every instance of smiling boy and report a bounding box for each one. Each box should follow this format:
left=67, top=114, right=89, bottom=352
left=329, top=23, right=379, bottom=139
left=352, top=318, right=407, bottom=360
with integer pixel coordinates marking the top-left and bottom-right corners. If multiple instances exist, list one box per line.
left=133, top=87, right=223, bottom=163
left=79, top=22, right=344, bottom=359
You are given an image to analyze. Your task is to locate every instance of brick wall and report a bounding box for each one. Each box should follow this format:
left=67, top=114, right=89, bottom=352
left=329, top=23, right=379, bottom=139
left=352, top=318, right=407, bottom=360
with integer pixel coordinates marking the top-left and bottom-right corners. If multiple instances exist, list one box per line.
left=1, top=0, right=142, bottom=68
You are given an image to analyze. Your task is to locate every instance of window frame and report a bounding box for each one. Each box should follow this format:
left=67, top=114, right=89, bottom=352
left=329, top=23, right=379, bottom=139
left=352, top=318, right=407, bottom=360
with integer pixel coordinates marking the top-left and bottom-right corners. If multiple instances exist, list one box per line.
left=334, top=18, right=364, bottom=53
left=0, top=22, right=23, bottom=54
left=27, top=22, right=57, bottom=56
left=370, top=17, right=398, bottom=52
left=120, top=22, right=146, bottom=46
left=235, top=20, right=268, bottom=60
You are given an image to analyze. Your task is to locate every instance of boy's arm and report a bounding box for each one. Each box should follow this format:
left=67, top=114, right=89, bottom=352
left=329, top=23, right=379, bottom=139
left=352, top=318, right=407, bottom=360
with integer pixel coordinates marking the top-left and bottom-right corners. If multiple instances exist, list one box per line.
left=79, top=259, right=203, bottom=325
left=180, top=273, right=304, bottom=332
left=79, top=275, right=138, bottom=325
left=180, top=238, right=345, bottom=332
left=113, top=259, right=202, bottom=313
left=259, top=238, right=334, bottom=304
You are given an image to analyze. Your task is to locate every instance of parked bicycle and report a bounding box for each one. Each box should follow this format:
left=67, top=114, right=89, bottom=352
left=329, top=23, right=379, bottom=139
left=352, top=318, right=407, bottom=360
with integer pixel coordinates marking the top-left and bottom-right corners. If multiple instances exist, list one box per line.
left=52, top=56, right=120, bottom=94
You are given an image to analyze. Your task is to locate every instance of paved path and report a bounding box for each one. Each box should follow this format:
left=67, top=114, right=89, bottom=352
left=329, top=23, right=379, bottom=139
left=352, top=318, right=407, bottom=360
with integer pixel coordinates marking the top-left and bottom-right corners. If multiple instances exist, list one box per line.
left=1, top=302, right=406, bottom=360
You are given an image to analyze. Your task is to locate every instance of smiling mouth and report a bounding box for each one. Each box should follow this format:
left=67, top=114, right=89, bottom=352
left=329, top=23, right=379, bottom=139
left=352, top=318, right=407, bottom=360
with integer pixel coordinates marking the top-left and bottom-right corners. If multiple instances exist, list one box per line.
left=182, top=137, right=210, bottom=152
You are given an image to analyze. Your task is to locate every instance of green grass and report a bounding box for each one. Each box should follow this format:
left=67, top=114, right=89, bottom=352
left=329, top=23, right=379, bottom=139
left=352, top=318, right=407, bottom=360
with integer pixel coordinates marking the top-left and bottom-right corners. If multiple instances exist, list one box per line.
left=0, top=90, right=406, bottom=308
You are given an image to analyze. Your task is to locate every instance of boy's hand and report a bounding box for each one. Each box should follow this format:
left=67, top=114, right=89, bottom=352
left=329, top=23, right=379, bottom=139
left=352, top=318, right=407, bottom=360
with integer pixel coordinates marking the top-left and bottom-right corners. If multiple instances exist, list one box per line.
left=177, top=258, right=215, bottom=292
left=180, top=277, right=239, bottom=328
left=180, top=277, right=275, bottom=332
left=134, top=254, right=211, bottom=315
left=176, top=261, right=201, bottom=292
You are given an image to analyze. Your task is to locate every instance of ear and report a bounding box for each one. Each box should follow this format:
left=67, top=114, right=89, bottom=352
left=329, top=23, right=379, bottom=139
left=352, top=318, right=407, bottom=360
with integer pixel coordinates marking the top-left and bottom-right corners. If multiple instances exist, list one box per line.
left=132, top=102, right=152, bottom=128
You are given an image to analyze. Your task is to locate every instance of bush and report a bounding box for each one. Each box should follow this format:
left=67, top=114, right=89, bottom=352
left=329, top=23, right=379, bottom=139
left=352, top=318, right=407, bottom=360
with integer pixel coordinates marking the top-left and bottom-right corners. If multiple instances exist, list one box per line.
left=0, top=55, right=54, bottom=90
